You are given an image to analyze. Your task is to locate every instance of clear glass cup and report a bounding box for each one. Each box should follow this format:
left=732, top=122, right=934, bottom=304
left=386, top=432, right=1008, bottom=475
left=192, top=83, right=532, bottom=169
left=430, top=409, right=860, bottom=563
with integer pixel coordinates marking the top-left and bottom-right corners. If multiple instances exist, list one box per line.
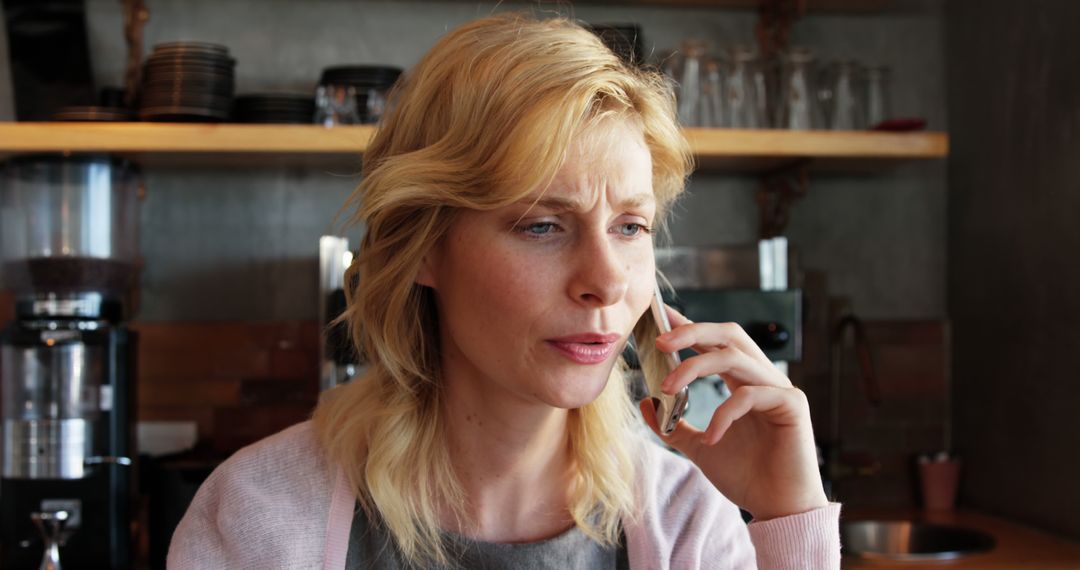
left=864, top=65, right=891, bottom=128
left=775, top=47, right=821, bottom=130
left=702, top=58, right=726, bottom=128
left=676, top=40, right=707, bottom=127
left=358, top=87, right=389, bottom=124
left=314, top=84, right=360, bottom=127
left=816, top=65, right=835, bottom=128
left=725, top=46, right=766, bottom=129
left=825, top=60, right=864, bottom=130
left=756, top=56, right=775, bottom=128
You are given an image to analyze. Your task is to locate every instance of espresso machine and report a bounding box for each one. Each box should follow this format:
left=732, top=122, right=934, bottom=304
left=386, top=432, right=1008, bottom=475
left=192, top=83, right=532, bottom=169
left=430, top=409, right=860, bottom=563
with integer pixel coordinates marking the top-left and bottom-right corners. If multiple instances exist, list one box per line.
left=0, top=155, right=140, bottom=569
left=319, top=236, right=361, bottom=392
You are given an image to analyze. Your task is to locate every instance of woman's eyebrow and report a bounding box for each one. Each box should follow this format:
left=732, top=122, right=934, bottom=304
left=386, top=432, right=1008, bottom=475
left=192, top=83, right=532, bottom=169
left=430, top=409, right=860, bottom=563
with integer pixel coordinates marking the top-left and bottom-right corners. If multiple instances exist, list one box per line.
left=617, top=193, right=657, bottom=210
left=516, top=193, right=655, bottom=213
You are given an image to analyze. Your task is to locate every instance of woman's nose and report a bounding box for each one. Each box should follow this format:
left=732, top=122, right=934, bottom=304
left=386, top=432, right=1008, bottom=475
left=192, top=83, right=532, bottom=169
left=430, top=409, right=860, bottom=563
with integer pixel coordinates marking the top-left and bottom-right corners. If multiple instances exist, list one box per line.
left=567, top=233, right=629, bottom=307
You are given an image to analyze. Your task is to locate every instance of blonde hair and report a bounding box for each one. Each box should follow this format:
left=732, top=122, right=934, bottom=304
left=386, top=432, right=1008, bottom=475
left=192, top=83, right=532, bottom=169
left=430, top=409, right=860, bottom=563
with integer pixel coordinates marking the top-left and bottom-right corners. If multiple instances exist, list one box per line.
left=313, top=12, right=691, bottom=566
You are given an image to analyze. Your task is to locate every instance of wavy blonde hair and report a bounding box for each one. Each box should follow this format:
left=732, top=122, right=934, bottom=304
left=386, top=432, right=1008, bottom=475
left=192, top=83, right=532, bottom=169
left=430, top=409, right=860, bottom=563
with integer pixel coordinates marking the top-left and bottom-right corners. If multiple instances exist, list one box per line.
left=313, top=12, right=691, bottom=566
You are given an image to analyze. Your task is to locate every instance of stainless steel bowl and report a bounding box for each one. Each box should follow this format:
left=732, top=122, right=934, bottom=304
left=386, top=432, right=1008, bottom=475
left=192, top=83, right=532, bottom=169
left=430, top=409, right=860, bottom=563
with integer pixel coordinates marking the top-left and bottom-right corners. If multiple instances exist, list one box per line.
left=842, top=520, right=996, bottom=560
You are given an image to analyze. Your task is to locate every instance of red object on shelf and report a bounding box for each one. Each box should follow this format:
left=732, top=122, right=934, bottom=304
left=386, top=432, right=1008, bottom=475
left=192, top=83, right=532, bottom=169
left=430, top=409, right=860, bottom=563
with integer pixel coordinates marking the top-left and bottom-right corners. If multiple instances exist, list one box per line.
left=872, top=118, right=928, bottom=131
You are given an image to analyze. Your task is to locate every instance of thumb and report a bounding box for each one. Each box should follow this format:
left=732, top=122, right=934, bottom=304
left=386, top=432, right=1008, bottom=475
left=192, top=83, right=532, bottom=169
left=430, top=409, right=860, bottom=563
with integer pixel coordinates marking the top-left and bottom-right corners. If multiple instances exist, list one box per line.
left=638, top=398, right=662, bottom=435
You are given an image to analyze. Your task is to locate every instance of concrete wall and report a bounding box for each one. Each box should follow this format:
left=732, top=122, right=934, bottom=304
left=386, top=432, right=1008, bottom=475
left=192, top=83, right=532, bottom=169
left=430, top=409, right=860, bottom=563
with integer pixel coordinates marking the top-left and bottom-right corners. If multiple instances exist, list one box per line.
left=946, top=0, right=1080, bottom=538
left=0, top=2, right=12, bottom=120
left=4, top=0, right=947, bottom=321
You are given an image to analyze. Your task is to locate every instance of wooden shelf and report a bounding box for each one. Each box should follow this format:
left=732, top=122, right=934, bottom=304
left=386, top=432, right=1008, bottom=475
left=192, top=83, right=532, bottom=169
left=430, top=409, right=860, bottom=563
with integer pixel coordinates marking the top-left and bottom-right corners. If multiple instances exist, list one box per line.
left=0, top=122, right=947, bottom=173
left=455, top=0, right=900, bottom=13
left=684, top=128, right=948, bottom=172
left=0, top=123, right=374, bottom=171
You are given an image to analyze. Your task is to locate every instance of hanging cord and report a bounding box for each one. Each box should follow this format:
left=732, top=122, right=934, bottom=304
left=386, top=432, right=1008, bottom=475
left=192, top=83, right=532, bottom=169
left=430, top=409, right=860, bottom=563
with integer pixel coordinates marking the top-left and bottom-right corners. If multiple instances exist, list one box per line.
left=122, top=0, right=149, bottom=109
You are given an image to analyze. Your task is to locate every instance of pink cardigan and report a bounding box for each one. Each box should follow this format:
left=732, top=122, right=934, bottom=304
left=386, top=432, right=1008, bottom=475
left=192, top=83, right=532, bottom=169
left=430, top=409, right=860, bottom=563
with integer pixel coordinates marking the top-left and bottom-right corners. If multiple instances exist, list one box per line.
left=168, top=422, right=841, bottom=569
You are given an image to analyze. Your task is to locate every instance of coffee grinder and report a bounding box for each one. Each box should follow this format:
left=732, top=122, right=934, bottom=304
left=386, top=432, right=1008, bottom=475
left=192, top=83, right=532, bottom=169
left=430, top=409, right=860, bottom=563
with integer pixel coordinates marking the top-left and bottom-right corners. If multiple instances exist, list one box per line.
left=0, top=155, right=140, bottom=569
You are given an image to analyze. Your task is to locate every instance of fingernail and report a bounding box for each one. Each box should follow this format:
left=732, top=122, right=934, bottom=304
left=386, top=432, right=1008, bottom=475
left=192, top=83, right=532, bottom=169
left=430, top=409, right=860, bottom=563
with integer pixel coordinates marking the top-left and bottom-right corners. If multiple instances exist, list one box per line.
left=660, top=375, right=674, bottom=393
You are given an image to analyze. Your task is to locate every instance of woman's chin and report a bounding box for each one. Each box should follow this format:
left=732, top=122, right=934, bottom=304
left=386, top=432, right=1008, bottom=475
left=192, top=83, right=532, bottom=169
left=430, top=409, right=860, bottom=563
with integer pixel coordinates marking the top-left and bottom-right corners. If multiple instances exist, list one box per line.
left=539, top=374, right=611, bottom=409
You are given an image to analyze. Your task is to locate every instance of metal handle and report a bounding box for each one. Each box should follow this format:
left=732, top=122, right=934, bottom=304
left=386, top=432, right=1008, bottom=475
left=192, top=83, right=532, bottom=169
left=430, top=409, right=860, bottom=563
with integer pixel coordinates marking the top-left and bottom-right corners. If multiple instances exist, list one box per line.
left=31, top=510, right=69, bottom=570
left=83, top=456, right=133, bottom=467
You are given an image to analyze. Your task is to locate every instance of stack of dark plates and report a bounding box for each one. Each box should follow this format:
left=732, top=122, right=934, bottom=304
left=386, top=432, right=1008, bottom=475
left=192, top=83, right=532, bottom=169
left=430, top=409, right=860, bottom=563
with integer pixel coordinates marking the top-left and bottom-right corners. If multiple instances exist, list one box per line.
left=51, top=106, right=134, bottom=122
left=139, top=41, right=236, bottom=122
left=232, top=94, right=315, bottom=124
left=318, top=66, right=402, bottom=123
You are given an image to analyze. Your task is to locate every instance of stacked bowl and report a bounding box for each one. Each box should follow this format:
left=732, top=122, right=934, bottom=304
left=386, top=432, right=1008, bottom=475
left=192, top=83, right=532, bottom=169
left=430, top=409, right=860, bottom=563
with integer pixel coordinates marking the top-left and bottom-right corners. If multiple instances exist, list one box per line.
left=139, top=42, right=236, bottom=121
left=232, top=94, right=315, bottom=124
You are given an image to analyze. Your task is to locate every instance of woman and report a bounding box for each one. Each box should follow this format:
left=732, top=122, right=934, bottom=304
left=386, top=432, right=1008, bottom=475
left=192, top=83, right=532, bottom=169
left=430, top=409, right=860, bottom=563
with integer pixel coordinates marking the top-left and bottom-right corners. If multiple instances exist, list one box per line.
left=169, top=13, right=840, bottom=569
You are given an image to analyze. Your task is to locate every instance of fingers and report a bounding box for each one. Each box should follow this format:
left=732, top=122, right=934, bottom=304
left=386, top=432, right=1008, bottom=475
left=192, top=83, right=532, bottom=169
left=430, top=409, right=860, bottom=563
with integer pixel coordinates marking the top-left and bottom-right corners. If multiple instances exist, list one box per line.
left=640, top=386, right=810, bottom=454
left=664, top=305, right=693, bottom=327
left=659, top=345, right=791, bottom=396
left=660, top=305, right=773, bottom=366
left=658, top=318, right=773, bottom=367
left=702, top=385, right=804, bottom=445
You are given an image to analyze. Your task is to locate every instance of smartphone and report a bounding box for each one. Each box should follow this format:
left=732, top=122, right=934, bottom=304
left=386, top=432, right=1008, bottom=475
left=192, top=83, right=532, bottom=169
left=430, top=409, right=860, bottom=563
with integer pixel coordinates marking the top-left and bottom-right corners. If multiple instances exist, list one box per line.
left=632, top=283, right=690, bottom=435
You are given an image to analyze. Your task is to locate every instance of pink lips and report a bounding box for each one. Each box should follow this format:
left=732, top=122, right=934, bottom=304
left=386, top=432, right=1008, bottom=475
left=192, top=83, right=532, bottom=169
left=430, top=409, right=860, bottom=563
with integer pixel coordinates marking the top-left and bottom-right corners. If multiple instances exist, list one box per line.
left=546, top=333, right=622, bottom=365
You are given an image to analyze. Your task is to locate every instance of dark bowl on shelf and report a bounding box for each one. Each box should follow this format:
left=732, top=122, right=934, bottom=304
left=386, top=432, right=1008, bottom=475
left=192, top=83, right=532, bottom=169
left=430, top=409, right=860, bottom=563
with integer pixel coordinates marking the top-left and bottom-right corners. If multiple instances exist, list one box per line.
left=138, top=106, right=231, bottom=122
left=51, top=106, right=134, bottom=122
left=232, top=94, right=316, bottom=123
left=152, top=40, right=230, bottom=55
left=319, top=65, right=402, bottom=88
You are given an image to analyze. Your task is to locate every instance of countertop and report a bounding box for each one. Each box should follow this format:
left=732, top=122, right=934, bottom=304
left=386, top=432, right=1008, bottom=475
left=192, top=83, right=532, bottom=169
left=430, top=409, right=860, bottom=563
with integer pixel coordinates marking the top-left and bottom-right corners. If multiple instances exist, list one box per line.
left=842, top=508, right=1080, bottom=569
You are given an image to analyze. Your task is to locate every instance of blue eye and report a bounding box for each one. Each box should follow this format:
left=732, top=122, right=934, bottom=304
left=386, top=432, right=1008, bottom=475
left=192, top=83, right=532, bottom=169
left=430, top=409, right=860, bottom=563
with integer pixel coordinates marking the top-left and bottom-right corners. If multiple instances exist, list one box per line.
left=515, top=222, right=559, bottom=238
left=616, top=223, right=651, bottom=237
left=526, top=222, right=556, bottom=235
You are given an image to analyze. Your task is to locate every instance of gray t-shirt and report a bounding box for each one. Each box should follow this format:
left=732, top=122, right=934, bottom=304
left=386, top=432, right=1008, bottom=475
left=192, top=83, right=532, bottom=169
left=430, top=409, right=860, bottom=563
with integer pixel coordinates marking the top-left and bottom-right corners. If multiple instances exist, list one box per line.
left=345, top=504, right=629, bottom=569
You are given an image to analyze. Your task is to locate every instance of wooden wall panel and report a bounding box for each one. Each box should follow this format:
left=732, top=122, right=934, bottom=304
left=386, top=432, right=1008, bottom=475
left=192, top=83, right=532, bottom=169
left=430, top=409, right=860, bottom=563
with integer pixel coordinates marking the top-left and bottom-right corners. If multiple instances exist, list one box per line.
left=831, top=320, right=951, bottom=509
left=947, top=0, right=1080, bottom=538
left=131, top=320, right=321, bottom=455
left=0, top=299, right=319, bottom=454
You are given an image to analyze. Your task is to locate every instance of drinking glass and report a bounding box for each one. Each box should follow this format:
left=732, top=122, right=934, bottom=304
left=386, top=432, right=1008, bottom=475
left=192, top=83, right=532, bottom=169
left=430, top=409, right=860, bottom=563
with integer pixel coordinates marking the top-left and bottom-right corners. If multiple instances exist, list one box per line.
left=314, top=84, right=359, bottom=127
left=725, top=46, right=766, bottom=129
left=701, top=58, right=726, bottom=127
left=676, top=40, right=707, bottom=127
left=864, top=65, right=891, bottom=128
left=775, top=47, right=821, bottom=130
left=825, top=60, right=864, bottom=130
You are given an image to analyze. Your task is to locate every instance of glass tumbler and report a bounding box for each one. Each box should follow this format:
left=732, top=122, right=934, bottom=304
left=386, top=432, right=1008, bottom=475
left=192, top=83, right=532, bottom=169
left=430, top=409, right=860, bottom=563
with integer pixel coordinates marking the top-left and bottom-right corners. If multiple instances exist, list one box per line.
left=676, top=40, right=707, bottom=127
left=314, top=84, right=360, bottom=127
left=702, top=58, right=726, bottom=128
left=725, top=46, right=766, bottom=129
left=826, top=60, right=864, bottom=130
left=775, top=47, right=821, bottom=130
left=864, top=65, right=891, bottom=128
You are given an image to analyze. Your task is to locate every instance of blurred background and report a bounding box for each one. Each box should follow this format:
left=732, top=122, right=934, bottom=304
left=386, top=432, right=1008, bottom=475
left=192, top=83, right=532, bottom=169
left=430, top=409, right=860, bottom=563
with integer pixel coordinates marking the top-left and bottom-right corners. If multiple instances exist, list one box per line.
left=0, top=0, right=1076, bottom=568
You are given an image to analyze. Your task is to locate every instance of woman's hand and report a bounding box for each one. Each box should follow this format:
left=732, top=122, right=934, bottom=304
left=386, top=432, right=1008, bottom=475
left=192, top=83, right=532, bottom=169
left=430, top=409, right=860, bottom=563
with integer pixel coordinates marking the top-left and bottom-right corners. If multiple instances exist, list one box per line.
left=638, top=306, right=829, bottom=522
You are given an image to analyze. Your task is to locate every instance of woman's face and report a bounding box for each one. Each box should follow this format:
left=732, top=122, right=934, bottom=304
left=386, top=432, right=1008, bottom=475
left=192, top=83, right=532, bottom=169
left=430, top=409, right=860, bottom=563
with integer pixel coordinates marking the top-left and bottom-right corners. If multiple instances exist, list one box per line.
left=422, top=120, right=657, bottom=411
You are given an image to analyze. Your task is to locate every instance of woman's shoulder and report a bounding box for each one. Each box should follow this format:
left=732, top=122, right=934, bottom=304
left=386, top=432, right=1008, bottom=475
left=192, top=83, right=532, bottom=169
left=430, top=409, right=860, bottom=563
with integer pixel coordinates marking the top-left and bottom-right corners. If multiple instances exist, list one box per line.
left=625, top=436, right=754, bottom=568
left=196, top=420, right=335, bottom=516
left=167, top=421, right=337, bottom=568
left=221, top=420, right=329, bottom=477
left=632, top=436, right=738, bottom=515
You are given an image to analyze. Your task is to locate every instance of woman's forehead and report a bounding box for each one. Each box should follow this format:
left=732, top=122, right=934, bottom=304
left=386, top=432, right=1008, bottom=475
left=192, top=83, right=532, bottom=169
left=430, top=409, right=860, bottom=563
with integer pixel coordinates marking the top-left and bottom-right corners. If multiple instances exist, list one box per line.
left=516, top=189, right=655, bottom=215
left=544, top=122, right=653, bottom=206
left=570, top=115, right=648, bottom=165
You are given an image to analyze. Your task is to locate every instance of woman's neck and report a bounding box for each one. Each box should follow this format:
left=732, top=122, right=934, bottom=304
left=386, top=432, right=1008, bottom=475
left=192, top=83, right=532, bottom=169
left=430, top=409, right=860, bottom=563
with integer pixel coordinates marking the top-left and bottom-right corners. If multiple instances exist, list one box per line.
left=438, top=376, right=577, bottom=543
